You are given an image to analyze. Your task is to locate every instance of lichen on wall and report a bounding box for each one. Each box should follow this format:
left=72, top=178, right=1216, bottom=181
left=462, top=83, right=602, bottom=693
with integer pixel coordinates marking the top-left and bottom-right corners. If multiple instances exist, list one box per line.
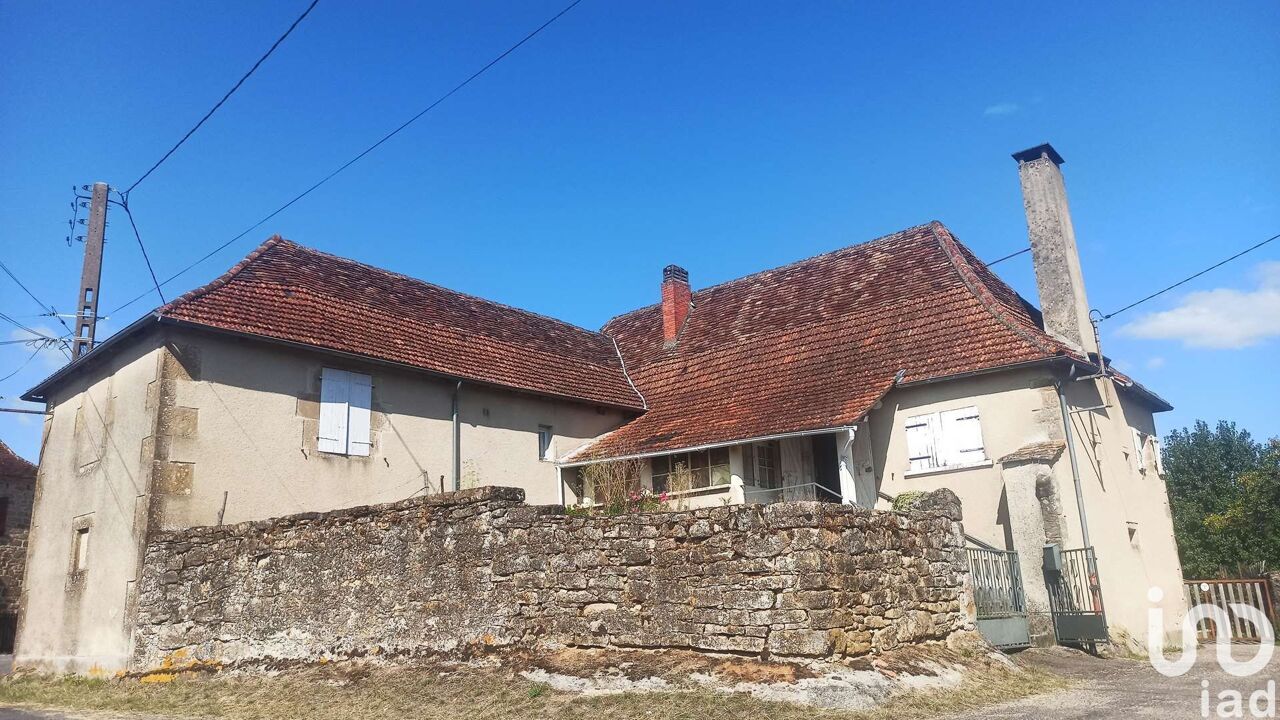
left=131, top=486, right=971, bottom=670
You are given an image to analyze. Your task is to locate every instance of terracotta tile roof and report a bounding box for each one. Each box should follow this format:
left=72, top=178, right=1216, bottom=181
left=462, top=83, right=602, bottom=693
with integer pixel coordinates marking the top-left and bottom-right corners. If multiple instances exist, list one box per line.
left=1000, top=440, right=1067, bottom=465
left=0, top=440, right=36, bottom=480
left=157, top=237, right=645, bottom=410
left=566, top=222, right=1079, bottom=461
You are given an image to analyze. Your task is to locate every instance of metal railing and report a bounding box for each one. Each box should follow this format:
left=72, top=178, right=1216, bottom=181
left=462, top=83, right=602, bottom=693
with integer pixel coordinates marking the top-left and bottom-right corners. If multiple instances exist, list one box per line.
left=741, top=482, right=844, bottom=502
left=1048, top=547, right=1103, bottom=615
left=966, top=548, right=1027, bottom=619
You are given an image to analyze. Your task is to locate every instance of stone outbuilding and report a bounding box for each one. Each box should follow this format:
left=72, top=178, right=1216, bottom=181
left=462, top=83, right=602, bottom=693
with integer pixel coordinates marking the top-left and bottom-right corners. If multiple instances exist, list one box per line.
left=0, top=440, right=36, bottom=653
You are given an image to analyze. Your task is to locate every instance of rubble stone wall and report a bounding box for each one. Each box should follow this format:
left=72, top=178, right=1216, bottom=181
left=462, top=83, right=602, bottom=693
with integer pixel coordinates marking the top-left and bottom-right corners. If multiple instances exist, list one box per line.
left=132, top=486, right=972, bottom=670
left=0, top=472, right=36, bottom=617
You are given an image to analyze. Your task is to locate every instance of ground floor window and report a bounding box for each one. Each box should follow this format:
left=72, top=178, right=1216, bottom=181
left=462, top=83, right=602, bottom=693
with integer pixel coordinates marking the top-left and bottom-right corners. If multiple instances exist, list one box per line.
left=651, top=447, right=731, bottom=493
left=743, top=440, right=781, bottom=489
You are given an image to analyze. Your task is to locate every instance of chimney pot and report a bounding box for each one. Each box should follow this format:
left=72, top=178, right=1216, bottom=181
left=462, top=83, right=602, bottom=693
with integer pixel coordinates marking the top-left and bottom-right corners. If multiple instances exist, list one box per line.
left=1013, top=142, right=1098, bottom=355
left=660, top=265, right=692, bottom=345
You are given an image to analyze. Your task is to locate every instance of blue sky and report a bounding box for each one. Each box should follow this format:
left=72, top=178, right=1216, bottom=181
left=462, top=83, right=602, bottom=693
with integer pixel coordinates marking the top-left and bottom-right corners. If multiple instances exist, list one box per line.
left=2, top=1, right=1278, bottom=462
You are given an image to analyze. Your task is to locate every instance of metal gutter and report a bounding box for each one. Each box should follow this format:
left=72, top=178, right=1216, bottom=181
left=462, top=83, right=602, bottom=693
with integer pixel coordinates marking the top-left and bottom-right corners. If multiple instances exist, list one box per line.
left=556, top=424, right=860, bottom=469
left=1055, top=379, right=1093, bottom=548
left=26, top=316, right=647, bottom=413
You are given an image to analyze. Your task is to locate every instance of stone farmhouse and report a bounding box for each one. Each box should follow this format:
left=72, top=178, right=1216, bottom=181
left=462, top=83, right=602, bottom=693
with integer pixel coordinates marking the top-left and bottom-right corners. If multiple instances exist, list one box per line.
left=17, top=144, right=1185, bottom=672
left=0, top=440, right=36, bottom=653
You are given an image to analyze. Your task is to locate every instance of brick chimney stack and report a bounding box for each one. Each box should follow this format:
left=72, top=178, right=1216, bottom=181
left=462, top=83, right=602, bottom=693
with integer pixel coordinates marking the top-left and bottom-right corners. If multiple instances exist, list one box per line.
left=661, top=265, right=691, bottom=345
left=1013, top=143, right=1099, bottom=356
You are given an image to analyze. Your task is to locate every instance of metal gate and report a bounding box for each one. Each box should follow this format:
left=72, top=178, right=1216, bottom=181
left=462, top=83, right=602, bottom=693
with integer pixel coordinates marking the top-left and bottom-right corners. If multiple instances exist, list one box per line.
left=967, top=547, right=1031, bottom=650
left=1184, top=578, right=1277, bottom=641
left=1044, top=545, right=1108, bottom=646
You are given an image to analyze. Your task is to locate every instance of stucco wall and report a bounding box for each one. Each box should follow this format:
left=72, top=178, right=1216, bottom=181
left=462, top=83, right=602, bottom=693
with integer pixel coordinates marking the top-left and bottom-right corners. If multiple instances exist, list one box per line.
left=161, top=328, right=628, bottom=525
left=866, top=367, right=1185, bottom=645
left=18, top=340, right=163, bottom=674
left=17, top=326, right=631, bottom=673
left=131, top=486, right=972, bottom=671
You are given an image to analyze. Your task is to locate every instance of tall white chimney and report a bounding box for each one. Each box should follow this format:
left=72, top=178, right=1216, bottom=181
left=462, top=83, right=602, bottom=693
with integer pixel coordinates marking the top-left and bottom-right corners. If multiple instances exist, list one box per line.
left=1013, top=143, right=1098, bottom=356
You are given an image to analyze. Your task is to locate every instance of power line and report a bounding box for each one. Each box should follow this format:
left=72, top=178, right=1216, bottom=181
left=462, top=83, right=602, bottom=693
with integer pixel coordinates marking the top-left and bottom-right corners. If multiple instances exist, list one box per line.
left=0, top=258, right=76, bottom=338
left=108, top=0, right=585, bottom=317
left=0, top=340, right=55, bottom=383
left=986, top=247, right=1030, bottom=267
left=1099, top=231, right=1280, bottom=321
left=124, top=0, right=321, bottom=195
left=115, top=198, right=167, bottom=305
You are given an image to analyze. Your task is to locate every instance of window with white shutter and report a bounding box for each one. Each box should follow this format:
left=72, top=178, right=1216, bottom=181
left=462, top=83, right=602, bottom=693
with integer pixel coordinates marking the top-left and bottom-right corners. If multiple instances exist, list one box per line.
left=1131, top=428, right=1148, bottom=474
left=1152, top=437, right=1164, bottom=475
left=905, top=414, right=939, bottom=471
left=904, top=406, right=987, bottom=473
left=939, top=407, right=986, bottom=466
left=318, top=368, right=373, bottom=456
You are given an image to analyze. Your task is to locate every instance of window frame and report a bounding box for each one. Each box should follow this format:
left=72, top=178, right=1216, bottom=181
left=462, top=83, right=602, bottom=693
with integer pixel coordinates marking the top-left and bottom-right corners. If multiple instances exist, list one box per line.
left=318, top=367, right=373, bottom=457
left=72, top=526, right=90, bottom=573
left=651, top=447, right=731, bottom=493
left=537, top=425, right=554, bottom=462
left=903, top=406, right=989, bottom=474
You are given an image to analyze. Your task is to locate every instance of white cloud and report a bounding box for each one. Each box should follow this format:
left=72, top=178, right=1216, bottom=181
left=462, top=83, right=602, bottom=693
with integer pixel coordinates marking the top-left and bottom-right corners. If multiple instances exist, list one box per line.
left=7, top=325, right=69, bottom=370
left=1145, top=356, right=1166, bottom=370
left=1120, top=262, right=1280, bottom=349
left=983, top=102, right=1019, bottom=117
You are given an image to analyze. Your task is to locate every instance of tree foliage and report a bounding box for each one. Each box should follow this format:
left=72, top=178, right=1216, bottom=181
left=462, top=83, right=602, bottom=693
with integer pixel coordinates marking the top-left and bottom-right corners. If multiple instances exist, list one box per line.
left=1162, top=420, right=1280, bottom=578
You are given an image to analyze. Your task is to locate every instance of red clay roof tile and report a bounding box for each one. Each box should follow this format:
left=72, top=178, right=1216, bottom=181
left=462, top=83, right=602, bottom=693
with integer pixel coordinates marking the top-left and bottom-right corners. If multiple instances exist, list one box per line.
left=157, top=237, right=646, bottom=410
left=0, top=440, right=36, bottom=479
left=567, top=222, right=1078, bottom=461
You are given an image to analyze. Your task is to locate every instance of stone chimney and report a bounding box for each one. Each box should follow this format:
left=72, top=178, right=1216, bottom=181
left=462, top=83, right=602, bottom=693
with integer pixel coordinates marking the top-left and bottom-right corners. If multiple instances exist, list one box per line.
left=1013, top=143, right=1098, bottom=355
left=661, top=264, right=691, bottom=345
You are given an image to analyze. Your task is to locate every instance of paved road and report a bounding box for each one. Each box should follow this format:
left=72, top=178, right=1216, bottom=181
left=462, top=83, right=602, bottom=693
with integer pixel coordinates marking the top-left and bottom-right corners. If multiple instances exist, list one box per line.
left=953, top=645, right=1278, bottom=720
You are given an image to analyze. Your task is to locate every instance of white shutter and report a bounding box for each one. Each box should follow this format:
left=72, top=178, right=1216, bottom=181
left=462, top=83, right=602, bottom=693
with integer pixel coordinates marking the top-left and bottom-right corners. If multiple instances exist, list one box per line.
left=319, top=368, right=351, bottom=454
left=1131, top=428, right=1147, bottom=473
left=905, top=415, right=938, bottom=471
left=1152, top=437, right=1164, bottom=475
left=939, top=407, right=986, bottom=466
left=347, top=372, right=372, bottom=456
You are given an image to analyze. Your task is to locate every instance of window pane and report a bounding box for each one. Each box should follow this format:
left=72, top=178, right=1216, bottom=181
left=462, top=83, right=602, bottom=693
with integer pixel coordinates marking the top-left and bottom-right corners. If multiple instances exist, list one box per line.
left=690, top=451, right=708, bottom=470
left=652, top=455, right=671, bottom=476
left=691, top=467, right=710, bottom=489
left=710, top=464, right=731, bottom=486
left=651, top=474, right=668, bottom=494
left=709, top=446, right=729, bottom=466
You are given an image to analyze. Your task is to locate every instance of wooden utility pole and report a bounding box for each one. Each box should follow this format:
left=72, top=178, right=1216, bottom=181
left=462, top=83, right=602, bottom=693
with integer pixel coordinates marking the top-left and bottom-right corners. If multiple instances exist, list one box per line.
left=71, top=182, right=108, bottom=360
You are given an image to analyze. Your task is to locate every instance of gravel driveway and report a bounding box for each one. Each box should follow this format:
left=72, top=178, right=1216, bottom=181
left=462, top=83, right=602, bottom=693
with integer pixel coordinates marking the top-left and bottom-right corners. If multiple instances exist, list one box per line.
left=954, top=645, right=1277, bottom=720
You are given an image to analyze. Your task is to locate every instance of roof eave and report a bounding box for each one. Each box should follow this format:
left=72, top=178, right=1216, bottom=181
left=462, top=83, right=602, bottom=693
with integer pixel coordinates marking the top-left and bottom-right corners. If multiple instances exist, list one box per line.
left=21, top=312, right=162, bottom=403
left=155, top=317, right=647, bottom=412
left=557, top=423, right=862, bottom=468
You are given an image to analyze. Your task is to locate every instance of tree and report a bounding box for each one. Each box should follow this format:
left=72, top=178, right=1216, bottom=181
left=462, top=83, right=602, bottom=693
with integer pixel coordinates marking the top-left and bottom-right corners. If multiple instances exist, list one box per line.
left=1162, top=420, right=1278, bottom=578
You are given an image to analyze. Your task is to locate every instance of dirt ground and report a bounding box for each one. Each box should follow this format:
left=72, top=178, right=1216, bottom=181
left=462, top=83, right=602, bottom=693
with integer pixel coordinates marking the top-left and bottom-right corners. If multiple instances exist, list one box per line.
left=0, top=644, right=1274, bottom=720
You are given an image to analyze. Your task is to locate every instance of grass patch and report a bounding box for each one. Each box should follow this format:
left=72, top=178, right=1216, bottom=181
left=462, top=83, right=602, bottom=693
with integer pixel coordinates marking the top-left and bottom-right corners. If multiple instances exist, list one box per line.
left=0, top=662, right=1070, bottom=720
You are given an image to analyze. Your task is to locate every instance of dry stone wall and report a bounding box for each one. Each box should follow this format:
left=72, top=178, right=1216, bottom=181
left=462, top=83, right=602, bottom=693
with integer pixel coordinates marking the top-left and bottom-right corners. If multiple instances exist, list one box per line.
left=132, top=486, right=972, bottom=670
left=0, top=473, right=36, bottom=617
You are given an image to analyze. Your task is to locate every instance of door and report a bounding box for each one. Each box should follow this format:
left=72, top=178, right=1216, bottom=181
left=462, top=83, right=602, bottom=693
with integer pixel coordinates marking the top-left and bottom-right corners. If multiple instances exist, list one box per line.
left=810, top=434, right=842, bottom=502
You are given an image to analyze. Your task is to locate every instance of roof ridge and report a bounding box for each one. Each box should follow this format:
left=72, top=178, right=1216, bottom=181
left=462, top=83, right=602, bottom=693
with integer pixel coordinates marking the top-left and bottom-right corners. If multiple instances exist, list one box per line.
left=159, top=235, right=288, bottom=317
left=276, top=241, right=618, bottom=343
left=929, top=223, right=1059, bottom=358
left=602, top=222, right=939, bottom=331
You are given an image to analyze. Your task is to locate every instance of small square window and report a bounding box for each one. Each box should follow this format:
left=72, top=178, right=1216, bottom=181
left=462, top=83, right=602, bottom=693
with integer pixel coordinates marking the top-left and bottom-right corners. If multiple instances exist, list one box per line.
left=72, top=527, right=90, bottom=572
left=538, top=425, right=554, bottom=461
